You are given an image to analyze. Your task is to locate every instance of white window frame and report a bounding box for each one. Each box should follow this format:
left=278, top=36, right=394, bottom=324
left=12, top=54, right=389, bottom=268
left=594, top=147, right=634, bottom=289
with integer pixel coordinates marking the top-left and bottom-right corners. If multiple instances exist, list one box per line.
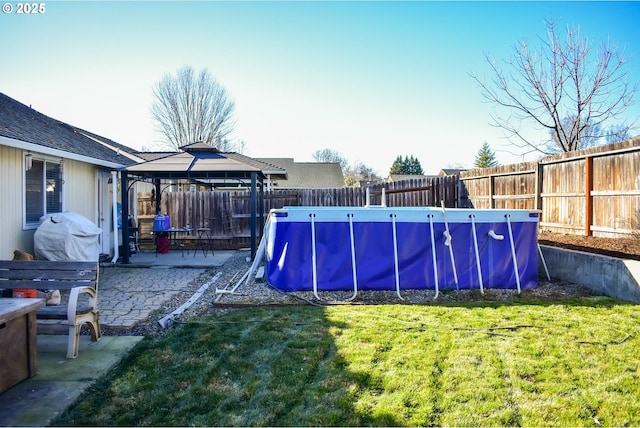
left=23, top=153, right=64, bottom=229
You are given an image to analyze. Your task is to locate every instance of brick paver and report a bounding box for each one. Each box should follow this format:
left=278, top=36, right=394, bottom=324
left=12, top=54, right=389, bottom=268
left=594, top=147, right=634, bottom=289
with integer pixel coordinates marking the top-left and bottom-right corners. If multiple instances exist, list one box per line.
left=98, top=267, right=212, bottom=329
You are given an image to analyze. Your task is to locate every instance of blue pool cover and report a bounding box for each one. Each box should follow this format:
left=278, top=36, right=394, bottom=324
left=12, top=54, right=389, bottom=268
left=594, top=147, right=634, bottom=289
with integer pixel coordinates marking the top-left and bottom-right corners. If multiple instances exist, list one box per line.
left=265, top=207, right=540, bottom=294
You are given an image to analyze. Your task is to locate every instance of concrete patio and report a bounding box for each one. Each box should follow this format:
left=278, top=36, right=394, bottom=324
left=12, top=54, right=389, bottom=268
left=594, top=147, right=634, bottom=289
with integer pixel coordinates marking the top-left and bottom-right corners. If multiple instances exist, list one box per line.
left=114, top=247, right=238, bottom=269
left=0, top=249, right=240, bottom=426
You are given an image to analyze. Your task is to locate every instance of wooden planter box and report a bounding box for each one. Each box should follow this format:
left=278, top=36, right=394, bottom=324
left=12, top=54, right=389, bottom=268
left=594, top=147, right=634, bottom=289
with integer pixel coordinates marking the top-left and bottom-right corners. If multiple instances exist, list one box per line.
left=0, top=299, right=44, bottom=394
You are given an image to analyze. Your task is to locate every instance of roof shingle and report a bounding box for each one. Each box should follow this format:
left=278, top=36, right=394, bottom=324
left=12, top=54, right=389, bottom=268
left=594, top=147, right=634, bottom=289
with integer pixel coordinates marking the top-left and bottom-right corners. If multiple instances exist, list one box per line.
left=0, top=92, right=139, bottom=166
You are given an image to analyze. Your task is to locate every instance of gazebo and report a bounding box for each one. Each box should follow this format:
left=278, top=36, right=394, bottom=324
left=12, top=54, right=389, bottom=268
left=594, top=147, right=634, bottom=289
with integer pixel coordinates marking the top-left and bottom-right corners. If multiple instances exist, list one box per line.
left=119, top=142, right=286, bottom=263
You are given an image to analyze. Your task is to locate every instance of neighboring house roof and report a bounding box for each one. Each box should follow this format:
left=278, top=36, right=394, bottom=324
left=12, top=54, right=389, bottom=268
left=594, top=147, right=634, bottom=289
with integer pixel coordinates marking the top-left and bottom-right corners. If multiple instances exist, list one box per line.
left=0, top=92, right=141, bottom=167
left=439, top=168, right=466, bottom=176
left=257, top=158, right=344, bottom=188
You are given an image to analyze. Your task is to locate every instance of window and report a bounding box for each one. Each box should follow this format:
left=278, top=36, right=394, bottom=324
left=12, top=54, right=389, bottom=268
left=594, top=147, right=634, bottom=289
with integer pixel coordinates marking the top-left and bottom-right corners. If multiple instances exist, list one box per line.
left=25, top=157, right=63, bottom=227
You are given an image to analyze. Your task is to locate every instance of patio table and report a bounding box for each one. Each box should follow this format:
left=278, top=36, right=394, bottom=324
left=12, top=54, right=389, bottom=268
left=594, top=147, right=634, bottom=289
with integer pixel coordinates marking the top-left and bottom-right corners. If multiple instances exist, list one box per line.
left=153, top=227, right=193, bottom=257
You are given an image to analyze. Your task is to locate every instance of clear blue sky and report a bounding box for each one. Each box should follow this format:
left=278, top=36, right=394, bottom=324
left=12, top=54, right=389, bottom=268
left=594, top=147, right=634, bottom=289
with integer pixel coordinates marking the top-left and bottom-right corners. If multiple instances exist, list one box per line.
left=2, top=1, right=639, bottom=175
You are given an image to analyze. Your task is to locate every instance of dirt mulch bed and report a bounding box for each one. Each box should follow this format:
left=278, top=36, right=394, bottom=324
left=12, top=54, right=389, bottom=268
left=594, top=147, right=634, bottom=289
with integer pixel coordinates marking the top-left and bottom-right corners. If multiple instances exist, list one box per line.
left=539, top=231, right=640, bottom=260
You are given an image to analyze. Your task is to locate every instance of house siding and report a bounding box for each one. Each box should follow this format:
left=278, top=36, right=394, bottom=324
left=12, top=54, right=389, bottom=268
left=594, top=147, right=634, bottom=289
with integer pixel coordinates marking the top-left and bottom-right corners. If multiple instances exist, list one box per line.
left=0, top=147, right=101, bottom=259
left=63, top=158, right=98, bottom=222
left=1, top=145, right=31, bottom=258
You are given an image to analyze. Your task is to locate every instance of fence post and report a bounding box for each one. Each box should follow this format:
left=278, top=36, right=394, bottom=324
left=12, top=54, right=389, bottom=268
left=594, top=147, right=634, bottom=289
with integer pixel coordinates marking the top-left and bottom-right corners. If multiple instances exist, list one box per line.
left=489, top=174, right=495, bottom=209
left=585, top=156, right=593, bottom=236
left=534, top=162, right=543, bottom=211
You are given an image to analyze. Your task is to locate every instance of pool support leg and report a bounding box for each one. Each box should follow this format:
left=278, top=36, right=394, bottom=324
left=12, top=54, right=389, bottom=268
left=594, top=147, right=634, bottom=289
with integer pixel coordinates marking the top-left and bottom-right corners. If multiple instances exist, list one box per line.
left=469, top=214, right=485, bottom=294
left=310, top=213, right=321, bottom=300
left=347, top=213, right=359, bottom=301
left=441, top=201, right=459, bottom=291
left=428, top=214, right=439, bottom=299
left=390, top=214, right=404, bottom=300
left=505, top=214, right=521, bottom=293
left=537, top=243, right=551, bottom=280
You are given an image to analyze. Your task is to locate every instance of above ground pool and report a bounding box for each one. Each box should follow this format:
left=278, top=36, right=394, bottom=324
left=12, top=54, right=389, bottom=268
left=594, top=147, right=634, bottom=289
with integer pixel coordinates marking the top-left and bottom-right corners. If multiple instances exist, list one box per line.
left=264, top=206, right=541, bottom=299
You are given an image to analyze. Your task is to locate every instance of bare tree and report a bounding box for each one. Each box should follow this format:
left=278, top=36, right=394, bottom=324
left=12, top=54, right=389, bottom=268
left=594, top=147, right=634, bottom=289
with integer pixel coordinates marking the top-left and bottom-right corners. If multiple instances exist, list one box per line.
left=471, top=19, right=637, bottom=155
left=152, top=66, right=236, bottom=151
left=218, top=138, right=248, bottom=154
left=312, top=148, right=349, bottom=171
left=344, top=162, right=381, bottom=187
left=606, top=124, right=631, bottom=144
left=312, top=148, right=380, bottom=187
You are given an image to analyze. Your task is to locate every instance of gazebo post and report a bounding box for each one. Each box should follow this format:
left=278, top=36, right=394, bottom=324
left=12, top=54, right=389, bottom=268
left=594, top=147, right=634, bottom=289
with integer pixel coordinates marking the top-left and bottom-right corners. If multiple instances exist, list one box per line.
left=121, top=171, right=130, bottom=264
left=259, top=177, right=265, bottom=237
left=154, top=179, right=162, bottom=214
left=250, top=172, right=257, bottom=259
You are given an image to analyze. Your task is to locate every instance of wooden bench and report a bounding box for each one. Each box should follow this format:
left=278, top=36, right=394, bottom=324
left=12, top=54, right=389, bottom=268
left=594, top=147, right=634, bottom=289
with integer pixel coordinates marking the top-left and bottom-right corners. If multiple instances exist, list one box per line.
left=0, top=260, right=101, bottom=359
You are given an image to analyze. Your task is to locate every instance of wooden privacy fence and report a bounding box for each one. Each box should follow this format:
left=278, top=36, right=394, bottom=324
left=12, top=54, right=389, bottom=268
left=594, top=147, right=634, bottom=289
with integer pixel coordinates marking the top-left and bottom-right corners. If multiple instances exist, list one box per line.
left=134, top=137, right=640, bottom=243
left=136, top=175, right=458, bottom=243
left=459, top=137, right=640, bottom=238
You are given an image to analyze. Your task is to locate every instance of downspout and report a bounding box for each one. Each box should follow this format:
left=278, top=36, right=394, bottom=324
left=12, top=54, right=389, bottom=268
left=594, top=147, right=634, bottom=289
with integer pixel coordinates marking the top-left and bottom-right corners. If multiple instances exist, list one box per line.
left=111, top=171, right=119, bottom=263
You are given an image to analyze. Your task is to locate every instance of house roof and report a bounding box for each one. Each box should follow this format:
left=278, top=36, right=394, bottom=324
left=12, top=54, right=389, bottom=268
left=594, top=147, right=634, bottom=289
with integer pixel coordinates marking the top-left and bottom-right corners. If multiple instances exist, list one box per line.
left=0, top=92, right=141, bottom=167
left=439, top=168, right=466, bottom=176
left=125, top=142, right=286, bottom=180
left=257, top=158, right=345, bottom=188
left=136, top=151, right=177, bottom=162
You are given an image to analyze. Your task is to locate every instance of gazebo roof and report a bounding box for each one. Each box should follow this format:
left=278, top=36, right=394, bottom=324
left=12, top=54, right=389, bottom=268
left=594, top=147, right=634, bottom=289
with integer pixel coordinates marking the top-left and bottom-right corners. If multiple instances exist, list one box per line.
left=123, top=142, right=286, bottom=179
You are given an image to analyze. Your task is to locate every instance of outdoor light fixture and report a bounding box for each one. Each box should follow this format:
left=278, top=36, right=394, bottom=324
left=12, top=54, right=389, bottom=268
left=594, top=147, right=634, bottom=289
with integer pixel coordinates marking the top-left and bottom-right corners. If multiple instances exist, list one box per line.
left=25, top=152, right=32, bottom=171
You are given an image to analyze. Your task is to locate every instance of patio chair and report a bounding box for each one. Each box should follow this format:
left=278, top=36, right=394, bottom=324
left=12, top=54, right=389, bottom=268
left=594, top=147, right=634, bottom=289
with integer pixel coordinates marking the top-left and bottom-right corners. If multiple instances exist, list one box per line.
left=194, top=218, right=215, bottom=257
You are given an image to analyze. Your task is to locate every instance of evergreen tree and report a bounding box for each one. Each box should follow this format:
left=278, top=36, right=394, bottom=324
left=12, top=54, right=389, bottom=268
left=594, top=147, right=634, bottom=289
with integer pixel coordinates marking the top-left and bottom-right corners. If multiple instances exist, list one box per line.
left=389, top=156, right=405, bottom=175
left=389, top=155, right=425, bottom=175
left=405, top=155, right=424, bottom=175
left=474, top=142, right=500, bottom=168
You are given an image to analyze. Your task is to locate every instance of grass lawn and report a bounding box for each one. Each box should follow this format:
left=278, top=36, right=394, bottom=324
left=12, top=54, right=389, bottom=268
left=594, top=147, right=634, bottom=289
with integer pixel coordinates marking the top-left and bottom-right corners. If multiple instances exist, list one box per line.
left=54, top=296, right=640, bottom=426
